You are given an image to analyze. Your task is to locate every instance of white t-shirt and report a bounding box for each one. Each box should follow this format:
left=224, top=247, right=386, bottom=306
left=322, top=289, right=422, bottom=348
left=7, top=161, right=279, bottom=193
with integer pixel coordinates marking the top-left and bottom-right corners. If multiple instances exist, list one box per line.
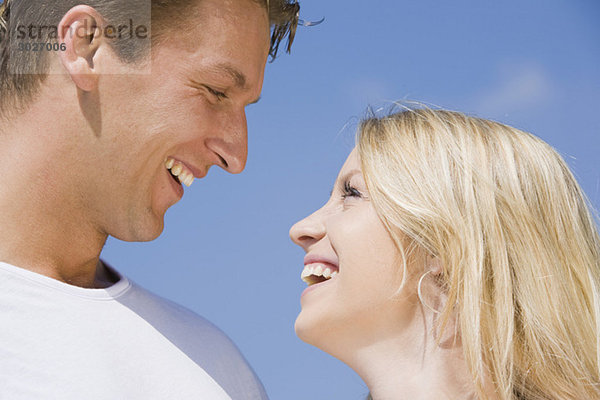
left=0, top=261, right=269, bottom=400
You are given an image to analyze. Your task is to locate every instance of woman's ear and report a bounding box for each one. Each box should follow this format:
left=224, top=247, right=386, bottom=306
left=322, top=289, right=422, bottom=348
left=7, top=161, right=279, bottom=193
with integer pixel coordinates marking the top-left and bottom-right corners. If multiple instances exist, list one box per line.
left=423, top=255, right=461, bottom=347
left=57, top=5, right=105, bottom=92
left=428, top=254, right=443, bottom=276
left=416, top=253, right=445, bottom=312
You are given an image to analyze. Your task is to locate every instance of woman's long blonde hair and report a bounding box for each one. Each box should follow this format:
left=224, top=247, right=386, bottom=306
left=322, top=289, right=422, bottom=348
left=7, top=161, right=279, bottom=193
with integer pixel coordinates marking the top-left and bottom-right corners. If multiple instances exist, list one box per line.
left=357, top=108, right=600, bottom=400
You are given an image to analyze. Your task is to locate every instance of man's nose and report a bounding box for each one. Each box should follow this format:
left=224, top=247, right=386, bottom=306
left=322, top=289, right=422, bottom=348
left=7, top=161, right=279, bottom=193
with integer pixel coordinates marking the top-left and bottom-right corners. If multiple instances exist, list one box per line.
left=205, top=109, right=248, bottom=174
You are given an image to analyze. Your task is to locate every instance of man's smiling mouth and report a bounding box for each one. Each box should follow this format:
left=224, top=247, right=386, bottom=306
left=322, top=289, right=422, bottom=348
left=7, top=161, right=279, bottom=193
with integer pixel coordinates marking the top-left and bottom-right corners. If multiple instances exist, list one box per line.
left=165, top=157, right=195, bottom=187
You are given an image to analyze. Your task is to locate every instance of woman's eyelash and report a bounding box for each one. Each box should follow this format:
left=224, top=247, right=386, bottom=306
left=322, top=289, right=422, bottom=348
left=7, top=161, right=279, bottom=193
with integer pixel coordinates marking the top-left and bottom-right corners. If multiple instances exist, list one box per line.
left=342, top=180, right=361, bottom=199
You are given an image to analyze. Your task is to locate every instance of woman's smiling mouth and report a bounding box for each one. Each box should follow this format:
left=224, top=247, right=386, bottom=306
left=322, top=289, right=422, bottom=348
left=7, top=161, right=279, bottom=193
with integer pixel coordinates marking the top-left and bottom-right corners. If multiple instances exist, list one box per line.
left=301, top=255, right=340, bottom=288
left=301, top=263, right=339, bottom=286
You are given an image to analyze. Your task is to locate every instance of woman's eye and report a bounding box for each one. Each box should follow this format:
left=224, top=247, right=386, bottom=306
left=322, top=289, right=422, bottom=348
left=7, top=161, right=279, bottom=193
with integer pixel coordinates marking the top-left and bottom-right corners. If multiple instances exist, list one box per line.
left=205, top=86, right=227, bottom=101
left=341, top=181, right=362, bottom=200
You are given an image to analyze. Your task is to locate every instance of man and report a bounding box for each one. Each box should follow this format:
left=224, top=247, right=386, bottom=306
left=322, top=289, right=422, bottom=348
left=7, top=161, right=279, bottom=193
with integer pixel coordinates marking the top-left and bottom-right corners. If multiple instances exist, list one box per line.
left=0, top=0, right=299, bottom=398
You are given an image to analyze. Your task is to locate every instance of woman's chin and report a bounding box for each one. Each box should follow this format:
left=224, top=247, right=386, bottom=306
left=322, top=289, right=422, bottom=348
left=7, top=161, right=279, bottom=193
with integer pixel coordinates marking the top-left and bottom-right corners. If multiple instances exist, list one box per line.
left=294, top=310, right=326, bottom=347
left=295, top=313, right=356, bottom=369
left=294, top=311, right=311, bottom=342
left=294, top=309, right=341, bottom=352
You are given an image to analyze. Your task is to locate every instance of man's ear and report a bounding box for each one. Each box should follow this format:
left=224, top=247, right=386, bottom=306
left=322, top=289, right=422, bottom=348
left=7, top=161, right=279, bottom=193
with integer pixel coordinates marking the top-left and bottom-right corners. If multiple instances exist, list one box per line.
left=58, top=5, right=105, bottom=92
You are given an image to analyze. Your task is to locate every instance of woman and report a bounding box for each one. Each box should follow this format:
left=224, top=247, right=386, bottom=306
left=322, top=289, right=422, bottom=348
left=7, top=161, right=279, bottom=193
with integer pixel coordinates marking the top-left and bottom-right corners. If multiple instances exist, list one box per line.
left=289, top=108, right=600, bottom=400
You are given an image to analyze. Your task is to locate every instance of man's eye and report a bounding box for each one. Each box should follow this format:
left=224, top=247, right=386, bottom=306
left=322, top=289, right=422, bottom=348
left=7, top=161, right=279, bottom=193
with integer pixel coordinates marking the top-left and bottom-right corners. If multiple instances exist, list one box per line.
left=205, top=86, right=227, bottom=101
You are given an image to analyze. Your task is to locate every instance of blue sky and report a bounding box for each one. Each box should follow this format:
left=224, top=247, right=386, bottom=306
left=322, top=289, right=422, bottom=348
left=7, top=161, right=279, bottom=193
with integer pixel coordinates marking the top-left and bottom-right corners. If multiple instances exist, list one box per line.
left=103, top=1, right=600, bottom=399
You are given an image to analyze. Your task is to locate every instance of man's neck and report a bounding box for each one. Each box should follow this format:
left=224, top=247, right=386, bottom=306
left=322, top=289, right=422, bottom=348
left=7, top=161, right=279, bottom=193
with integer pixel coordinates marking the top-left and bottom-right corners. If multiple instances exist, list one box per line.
left=0, top=202, right=109, bottom=287
left=0, top=104, right=110, bottom=289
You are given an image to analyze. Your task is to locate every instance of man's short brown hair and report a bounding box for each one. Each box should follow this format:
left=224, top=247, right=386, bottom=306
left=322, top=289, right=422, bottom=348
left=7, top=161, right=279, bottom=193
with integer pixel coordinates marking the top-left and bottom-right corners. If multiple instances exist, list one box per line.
left=0, top=0, right=299, bottom=115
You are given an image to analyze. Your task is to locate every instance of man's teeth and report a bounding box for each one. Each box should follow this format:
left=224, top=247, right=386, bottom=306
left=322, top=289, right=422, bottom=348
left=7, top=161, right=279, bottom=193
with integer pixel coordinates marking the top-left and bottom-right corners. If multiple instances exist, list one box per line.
left=301, top=264, right=339, bottom=286
left=171, top=164, right=183, bottom=176
left=165, top=158, right=194, bottom=187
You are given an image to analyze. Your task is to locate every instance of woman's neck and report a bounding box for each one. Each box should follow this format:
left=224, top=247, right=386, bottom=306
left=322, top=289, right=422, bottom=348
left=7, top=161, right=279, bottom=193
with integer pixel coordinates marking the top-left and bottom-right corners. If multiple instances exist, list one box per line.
left=343, top=313, right=479, bottom=400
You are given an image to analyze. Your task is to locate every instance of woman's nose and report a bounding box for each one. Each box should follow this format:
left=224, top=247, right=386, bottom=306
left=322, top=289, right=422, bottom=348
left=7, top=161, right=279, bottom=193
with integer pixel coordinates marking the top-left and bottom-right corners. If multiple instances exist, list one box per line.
left=289, top=211, right=327, bottom=250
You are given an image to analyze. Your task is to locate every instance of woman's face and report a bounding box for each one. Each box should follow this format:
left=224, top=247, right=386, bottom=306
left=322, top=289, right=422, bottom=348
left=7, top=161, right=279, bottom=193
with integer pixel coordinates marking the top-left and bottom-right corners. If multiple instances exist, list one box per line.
left=290, top=148, right=416, bottom=354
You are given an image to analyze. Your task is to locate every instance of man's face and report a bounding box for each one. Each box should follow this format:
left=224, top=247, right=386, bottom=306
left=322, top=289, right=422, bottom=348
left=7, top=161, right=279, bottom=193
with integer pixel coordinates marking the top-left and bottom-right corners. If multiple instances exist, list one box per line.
left=73, top=0, right=270, bottom=241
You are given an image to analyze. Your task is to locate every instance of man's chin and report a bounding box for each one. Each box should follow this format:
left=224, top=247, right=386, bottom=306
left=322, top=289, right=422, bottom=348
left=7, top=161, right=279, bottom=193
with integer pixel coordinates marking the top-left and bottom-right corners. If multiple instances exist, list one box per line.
left=111, top=217, right=165, bottom=243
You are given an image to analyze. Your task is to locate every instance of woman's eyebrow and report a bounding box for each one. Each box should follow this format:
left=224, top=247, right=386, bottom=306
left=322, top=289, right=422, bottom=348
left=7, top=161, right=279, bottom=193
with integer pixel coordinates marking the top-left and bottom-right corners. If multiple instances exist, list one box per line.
left=329, top=169, right=362, bottom=196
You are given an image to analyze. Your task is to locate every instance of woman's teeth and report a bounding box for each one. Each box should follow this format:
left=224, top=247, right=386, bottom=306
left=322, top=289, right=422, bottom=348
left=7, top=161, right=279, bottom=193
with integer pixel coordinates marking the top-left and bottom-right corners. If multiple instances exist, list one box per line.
left=165, top=158, right=194, bottom=187
left=301, top=264, right=339, bottom=286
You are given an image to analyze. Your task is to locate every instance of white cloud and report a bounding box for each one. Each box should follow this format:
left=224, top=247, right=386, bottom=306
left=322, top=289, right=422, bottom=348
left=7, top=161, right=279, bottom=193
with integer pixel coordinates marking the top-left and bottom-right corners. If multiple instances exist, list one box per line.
left=470, top=62, right=555, bottom=116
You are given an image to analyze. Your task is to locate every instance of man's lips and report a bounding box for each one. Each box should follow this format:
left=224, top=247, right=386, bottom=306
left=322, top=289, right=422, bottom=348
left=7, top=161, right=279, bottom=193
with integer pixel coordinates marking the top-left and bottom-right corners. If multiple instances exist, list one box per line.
left=166, top=156, right=206, bottom=179
left=165, top=165, right=184, bottom=198
left=165, top=156, right=206, bottom=187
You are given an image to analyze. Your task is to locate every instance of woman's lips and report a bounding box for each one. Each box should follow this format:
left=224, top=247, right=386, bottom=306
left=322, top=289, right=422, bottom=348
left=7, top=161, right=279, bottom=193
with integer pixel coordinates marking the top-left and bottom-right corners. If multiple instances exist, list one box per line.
left=303, top=254, right=339, bottom=270
left=300, top=259, right=340, bottom=300
left=300, top=272, right=336, bottom=298
left=300, top=254, right=340, bottom=294
left=301, top=262, right=339, bottom=284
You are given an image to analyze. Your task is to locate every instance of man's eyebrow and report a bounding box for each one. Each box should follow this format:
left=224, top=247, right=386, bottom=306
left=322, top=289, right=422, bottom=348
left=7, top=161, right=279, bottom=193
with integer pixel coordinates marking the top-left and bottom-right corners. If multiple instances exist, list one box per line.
left=208, top=63, right=261, bottom=104
left=213, top=63, right=247, bottom=89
